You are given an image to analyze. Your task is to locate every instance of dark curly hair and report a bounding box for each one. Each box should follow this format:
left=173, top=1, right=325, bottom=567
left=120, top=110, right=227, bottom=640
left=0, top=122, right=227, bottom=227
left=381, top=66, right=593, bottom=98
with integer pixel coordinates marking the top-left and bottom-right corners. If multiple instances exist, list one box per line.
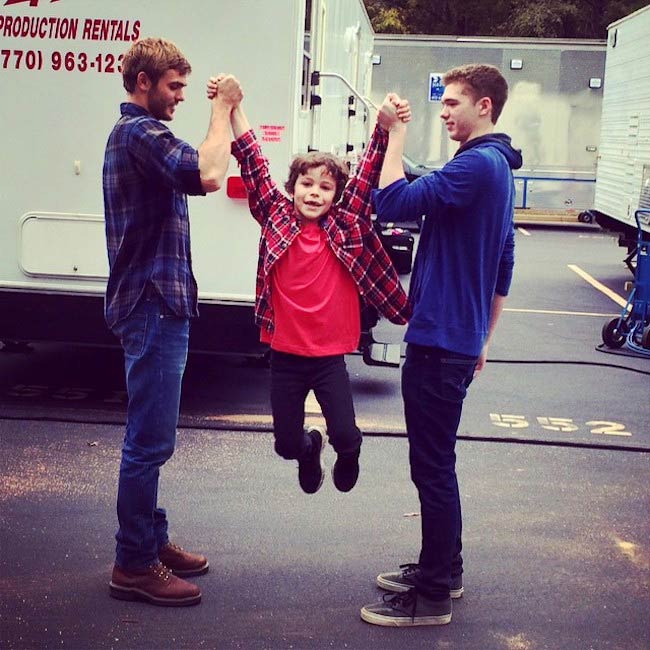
left=284, top=152, right=349, bottom=203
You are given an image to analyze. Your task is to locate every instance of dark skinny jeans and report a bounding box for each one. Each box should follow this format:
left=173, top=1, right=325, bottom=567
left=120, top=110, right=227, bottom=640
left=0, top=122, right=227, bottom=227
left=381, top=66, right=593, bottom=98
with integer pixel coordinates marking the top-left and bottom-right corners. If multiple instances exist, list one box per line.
left=401, top=343, right=477, bottom=600
left=270, top=350, right=362, bottom=460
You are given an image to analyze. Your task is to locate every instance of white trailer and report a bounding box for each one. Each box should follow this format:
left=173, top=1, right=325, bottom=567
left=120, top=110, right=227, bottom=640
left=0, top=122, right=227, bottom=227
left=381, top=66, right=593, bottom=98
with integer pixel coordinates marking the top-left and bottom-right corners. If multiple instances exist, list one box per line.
left=588, top=4, right=650, bottom=251
left=0, top=0, right=385, bottom=358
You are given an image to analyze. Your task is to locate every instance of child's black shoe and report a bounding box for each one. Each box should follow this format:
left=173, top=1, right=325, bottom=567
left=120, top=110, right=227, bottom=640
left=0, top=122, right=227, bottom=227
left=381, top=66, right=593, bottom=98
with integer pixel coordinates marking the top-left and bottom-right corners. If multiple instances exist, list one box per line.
left=298, top=427, right=326, bottom=494
left=332, top=450, right=360, bottom=492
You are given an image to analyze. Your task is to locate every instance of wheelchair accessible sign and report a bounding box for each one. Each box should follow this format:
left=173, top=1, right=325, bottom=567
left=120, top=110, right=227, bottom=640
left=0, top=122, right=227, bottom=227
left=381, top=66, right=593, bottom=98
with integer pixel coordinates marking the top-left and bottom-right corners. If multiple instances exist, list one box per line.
left=429, top=73, right=445, bottom=102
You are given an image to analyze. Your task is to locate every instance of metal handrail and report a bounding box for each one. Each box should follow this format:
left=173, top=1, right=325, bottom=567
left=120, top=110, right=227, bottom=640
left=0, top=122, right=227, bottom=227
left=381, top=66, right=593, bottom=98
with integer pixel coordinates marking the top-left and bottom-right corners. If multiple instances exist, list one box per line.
left=316, top=71, right=377, bottom=113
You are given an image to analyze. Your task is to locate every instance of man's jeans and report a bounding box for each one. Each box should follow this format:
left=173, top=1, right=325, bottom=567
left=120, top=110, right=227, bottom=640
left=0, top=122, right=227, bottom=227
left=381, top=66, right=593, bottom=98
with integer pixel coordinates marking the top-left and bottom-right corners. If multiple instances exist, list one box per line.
left=111, top=295, right=189, bottom=569
left=401, top=343, right=477, bottom=600
left=270, top=351, right=362, bottom=459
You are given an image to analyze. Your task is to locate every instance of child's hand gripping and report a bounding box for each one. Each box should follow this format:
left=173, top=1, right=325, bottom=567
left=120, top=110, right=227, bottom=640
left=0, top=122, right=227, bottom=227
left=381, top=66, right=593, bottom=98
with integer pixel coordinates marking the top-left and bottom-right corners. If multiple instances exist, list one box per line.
left=378, top=93, right=411, bottom=131
left=206, top=74, right=243, bottom=108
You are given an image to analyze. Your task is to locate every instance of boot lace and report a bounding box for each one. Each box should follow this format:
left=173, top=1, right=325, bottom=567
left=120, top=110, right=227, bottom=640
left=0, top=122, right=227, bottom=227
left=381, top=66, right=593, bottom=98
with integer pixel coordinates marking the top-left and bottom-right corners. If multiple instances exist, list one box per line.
left=149, top=562, right=172, bottom=582
left=164, top=542, right=184, bottom=553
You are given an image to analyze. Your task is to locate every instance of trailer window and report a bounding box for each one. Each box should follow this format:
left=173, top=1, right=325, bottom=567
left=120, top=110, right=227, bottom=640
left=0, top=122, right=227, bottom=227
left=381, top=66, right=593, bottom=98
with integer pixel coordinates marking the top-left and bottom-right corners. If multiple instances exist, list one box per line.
left=301, top=47, right=312, bottom=110
left=302, top=0, right=313, bottom=111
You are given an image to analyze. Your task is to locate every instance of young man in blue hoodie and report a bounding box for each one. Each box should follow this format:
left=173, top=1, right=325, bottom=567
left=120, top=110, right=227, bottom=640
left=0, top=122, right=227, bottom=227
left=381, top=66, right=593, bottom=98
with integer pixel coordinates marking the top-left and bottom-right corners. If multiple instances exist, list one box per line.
left=360, top=64, right=522, bottom=627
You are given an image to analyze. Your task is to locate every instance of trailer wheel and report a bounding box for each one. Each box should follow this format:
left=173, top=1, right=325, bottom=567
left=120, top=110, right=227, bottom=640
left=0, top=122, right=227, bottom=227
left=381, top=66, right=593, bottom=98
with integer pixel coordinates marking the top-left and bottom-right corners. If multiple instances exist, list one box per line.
left=642, top=326, right=650, bottom=350
left=1, top=340, right=33, bottom=353
left=601, top=318, right=626, bottom=348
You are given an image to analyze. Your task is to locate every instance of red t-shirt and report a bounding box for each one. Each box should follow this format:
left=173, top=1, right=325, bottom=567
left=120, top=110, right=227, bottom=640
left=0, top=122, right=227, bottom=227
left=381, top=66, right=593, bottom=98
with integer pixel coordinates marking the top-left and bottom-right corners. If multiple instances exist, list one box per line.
left=262, top=221, right=360, bottom=356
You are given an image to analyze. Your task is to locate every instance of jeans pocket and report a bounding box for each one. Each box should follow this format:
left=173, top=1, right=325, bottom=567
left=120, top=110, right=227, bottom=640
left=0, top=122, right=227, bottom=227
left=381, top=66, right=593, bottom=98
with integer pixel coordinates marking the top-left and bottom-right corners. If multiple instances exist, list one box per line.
left=114, top=312, right=148, bottom=358
left=439, top=356, right=477, bottom=400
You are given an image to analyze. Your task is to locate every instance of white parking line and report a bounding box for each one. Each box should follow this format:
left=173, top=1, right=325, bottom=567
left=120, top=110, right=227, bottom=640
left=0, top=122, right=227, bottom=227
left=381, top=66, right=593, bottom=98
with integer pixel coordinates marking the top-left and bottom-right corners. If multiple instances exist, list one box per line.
left=504, top=307, right=619, bottom=317
left=567, top=264, right=628, bottom=308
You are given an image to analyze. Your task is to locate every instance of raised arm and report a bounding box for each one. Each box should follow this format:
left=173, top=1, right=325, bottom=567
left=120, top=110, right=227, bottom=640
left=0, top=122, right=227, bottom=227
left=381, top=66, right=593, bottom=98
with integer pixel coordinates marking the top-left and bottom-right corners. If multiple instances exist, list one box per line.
left=197, top=74, right=243, bottom=193
left=379, top=95, right=409, bottom=190
left=230, top=104, right=251, bottom=139
left=206, top=77, right=286, bottom=225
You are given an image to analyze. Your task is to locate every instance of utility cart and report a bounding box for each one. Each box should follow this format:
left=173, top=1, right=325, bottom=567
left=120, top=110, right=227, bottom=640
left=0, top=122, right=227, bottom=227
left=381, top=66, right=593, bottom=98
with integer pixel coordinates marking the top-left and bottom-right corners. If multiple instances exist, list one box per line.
left=602, top=209, right=650, bottom=356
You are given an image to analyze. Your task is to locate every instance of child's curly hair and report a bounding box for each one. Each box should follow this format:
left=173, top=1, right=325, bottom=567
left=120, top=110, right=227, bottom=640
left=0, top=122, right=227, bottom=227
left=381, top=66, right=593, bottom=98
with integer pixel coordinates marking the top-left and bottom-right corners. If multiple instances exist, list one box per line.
left=284, top=152, right=349, bottom=203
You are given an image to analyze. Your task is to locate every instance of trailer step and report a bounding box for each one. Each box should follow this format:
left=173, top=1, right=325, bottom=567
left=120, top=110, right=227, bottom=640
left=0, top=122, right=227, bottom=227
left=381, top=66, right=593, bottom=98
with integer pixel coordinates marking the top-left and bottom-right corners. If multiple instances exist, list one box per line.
left=362, top=342, right=401, bottom=368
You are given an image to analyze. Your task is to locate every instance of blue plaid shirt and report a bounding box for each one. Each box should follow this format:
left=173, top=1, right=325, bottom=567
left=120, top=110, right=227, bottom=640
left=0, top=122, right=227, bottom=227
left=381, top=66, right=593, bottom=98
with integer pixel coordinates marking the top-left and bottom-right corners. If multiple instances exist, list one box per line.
left=103, top=102, right=204, bottom=329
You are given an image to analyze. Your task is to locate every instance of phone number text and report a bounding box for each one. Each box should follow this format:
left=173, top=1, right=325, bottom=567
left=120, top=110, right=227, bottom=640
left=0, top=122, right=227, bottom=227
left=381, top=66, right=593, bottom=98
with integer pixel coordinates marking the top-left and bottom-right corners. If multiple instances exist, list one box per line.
left=1, top=49, right=123, bottom=73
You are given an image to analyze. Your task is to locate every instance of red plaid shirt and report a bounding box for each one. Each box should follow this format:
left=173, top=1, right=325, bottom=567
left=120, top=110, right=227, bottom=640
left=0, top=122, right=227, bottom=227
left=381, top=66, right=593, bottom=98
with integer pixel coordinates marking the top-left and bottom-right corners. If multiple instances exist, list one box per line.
left=231, top=124, right=411, bottom=336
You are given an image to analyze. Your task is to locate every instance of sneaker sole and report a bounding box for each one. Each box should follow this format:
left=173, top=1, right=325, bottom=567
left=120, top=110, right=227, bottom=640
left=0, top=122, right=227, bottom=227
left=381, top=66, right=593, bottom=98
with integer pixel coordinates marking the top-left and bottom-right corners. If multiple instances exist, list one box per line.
left=360, top=607, right=452, bottom=627
left=168, top=561, right=210, bottom=578
left=109, top=582, right=201, bottom=607
left=376, top=575, right=464, bottom=599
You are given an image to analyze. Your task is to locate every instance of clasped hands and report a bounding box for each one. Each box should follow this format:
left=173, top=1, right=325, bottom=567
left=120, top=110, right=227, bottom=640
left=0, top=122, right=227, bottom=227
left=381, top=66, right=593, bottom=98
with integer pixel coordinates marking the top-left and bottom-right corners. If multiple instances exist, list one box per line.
left=378, top=93, right=411, bottom=131
left=206, top=74, right=243, bottom=107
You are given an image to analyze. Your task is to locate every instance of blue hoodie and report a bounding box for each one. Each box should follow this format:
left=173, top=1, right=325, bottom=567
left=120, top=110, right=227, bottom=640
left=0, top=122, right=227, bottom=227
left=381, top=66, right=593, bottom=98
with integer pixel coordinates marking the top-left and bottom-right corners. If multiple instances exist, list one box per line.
left=375, top=133, right=523, bottom=357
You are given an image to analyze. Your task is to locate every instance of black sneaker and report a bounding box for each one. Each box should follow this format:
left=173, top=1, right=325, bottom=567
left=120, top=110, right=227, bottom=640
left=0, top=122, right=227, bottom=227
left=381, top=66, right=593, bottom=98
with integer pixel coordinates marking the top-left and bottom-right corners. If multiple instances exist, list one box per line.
left=332, top=451, right=360, bottom=492
left=360, top=589, right=452, bottom=627
left=298, top=427, right=326, bottom=494
left=376, top=563, right=464, bottom=599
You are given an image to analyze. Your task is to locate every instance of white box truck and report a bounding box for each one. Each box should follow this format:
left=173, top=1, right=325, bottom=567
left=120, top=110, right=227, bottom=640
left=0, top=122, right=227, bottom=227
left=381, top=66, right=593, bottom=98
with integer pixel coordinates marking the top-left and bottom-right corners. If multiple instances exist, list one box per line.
left=0, top=0, right=393, bottom=361
left=588, top=5, right=650, bottom=255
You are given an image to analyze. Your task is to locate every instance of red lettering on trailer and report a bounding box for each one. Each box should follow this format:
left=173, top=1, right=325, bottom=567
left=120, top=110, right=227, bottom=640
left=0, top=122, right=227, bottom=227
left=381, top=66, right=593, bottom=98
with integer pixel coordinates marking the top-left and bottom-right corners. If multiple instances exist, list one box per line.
left=260, top=124, right=286, bottom=143
left=4, top=0, right=60, bottom=6
left=0, top=15, right=78, bottom=39
left=81, top=18, right=140, bottom=42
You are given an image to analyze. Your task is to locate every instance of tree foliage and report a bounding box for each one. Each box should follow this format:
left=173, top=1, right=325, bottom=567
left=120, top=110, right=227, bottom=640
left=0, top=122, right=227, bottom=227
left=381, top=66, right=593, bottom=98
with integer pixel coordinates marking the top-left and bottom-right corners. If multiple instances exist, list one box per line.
left=363, top=0, right=649, bottom=38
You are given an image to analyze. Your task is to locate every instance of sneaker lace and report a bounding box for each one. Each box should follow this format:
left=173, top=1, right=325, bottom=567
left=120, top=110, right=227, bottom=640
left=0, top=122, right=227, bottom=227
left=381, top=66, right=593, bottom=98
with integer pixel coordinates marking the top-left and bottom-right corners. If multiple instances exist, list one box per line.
left=399, top=563, right=419, bottom=578
left=383, top=590, right=417, bottom=619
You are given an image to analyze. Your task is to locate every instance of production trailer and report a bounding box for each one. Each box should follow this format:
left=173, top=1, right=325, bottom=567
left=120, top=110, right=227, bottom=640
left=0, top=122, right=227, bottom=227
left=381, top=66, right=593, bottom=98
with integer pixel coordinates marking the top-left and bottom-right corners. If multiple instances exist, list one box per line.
left=0, top=0, right=395, bottom=362
left=586, top=5, right=650, bottom=258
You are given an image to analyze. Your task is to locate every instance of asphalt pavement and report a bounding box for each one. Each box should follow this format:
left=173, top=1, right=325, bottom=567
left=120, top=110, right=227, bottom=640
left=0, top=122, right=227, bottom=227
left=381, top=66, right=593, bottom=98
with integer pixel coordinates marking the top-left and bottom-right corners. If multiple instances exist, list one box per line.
left=1, top=419, right=649, bottom=650
left=1, top=224, right=649, bottom=649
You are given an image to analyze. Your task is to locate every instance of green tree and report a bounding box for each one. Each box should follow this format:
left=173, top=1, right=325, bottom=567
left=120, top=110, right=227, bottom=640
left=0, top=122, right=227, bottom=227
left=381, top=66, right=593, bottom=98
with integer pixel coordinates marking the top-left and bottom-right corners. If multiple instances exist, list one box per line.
left=366, top=5, right=408, bottom=33
left=363, top=0, right=649, bottom=38
left=497, top=0, right=581, bottom=37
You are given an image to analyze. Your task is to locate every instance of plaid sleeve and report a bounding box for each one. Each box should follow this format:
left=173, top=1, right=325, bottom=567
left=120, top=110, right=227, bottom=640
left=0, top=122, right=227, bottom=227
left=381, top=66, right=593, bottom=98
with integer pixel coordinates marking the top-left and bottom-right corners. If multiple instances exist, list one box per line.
left=356, top=226, right=412, bottom=324
left=127, top=117, right=204, bottom=196
left=231, top=130, right=288, bottom=225
left=337, top=124, right=388, bottom=227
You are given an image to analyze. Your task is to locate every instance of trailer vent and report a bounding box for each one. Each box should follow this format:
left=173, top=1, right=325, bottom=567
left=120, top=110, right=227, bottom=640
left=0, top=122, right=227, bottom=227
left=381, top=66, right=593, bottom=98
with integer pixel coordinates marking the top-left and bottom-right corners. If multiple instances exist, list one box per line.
left=640, top=165, right=650, bottom=210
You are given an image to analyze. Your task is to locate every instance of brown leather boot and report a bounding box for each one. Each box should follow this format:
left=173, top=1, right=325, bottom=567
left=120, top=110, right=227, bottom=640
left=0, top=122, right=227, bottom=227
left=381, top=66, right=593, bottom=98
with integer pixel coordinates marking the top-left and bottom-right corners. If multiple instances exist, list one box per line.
left=109, top=562, right=201, bottom=606
left=158, top=542, right=209, bottom=577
